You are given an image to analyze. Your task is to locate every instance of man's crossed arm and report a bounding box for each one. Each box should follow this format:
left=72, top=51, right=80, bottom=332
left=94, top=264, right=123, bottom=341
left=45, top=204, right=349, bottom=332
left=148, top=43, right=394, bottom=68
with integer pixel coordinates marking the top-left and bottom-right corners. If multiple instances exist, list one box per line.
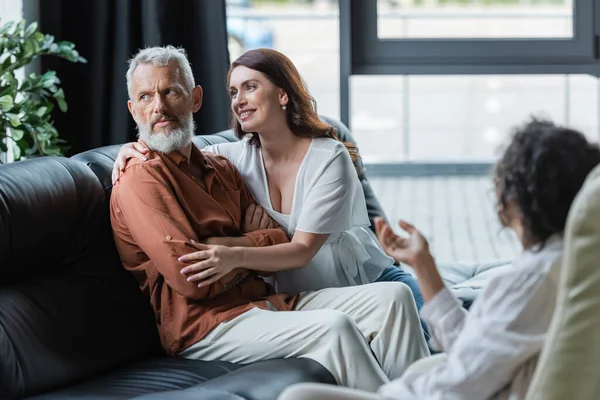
left=110, top=162, right=288, bottom=300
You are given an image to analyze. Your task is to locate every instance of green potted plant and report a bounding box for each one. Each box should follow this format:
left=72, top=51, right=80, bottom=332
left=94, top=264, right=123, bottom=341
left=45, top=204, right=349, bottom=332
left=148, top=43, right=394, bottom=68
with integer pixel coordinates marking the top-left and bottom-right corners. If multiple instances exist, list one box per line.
left=0, top=19, right=86, bottom=162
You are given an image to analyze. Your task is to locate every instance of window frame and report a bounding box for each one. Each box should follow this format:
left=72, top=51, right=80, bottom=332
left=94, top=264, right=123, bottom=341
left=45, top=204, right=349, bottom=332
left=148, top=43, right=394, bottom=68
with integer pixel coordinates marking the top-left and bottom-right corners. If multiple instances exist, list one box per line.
left=346, top=0, right=599, bottom=76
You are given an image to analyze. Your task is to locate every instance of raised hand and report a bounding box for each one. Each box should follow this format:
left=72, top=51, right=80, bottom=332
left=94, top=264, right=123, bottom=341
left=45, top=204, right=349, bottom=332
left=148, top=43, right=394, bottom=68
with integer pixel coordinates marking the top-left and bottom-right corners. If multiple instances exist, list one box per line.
left=374, top=217, right=431, bottom=268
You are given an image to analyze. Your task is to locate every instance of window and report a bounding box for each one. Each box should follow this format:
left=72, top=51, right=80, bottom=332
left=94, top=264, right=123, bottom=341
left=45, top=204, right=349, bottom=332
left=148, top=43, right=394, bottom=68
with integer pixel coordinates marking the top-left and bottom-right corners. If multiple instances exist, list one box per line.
left=340, top=0, right=600, bottom=168
left=351, top=74, right=599, bottom=163
left=377, top=0, right=573, bottom=39
left=347, top=0, right=598, bottom=75
left=0, top=0, right=22, bottom=21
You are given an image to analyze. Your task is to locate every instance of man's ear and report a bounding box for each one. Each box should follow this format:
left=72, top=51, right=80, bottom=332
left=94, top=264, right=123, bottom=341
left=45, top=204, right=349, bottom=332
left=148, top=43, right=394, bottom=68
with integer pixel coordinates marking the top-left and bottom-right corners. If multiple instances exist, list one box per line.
left=192, top=85, right=203, bottom=113
left=127, top=100, right=136, bottom=121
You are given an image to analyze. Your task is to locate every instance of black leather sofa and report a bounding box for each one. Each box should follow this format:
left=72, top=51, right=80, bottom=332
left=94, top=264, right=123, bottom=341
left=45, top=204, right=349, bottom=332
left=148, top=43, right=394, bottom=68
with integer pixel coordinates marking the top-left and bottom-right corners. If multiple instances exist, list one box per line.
left=0, top=117, right=387, bottom=399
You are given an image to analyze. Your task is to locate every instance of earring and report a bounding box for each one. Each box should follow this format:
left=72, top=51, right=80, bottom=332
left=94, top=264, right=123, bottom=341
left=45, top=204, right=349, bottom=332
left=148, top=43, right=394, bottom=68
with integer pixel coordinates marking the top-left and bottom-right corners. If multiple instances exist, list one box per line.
left=282, top=105, right=287, bottom=110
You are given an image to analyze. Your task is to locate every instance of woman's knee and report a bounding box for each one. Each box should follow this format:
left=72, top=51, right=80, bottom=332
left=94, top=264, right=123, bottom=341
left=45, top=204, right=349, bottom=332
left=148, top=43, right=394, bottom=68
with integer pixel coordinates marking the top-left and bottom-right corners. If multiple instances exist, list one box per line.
left=371, top=281, right=414, bottom=305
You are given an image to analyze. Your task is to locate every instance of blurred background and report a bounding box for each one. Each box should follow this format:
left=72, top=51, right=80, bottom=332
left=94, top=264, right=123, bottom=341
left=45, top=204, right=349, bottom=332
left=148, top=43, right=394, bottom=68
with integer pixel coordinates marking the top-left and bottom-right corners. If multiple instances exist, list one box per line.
left=1, top=0, right=596, bottom=261
left=224, top=0, right=598, bottom=165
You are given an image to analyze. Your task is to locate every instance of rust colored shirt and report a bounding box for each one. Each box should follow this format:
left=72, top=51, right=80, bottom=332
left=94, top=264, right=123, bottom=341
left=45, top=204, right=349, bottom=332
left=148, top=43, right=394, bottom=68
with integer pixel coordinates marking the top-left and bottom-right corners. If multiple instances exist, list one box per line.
left=110, top=141, right=298, bottom=355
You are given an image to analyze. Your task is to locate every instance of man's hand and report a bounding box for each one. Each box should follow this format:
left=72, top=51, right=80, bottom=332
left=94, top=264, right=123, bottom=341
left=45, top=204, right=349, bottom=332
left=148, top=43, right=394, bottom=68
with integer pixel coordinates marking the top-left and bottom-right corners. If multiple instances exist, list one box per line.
left=202, top=237, right=234, bottom=247
left=179, top=240, right=245, bottom=287
left=374, top=217, right=432, bottom=268
left=243, top=204, right=274, bottom=233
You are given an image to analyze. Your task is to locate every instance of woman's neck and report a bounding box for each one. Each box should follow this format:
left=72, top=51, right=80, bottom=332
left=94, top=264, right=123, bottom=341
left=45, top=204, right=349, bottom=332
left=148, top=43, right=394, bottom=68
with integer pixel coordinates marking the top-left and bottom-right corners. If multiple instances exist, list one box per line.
left=258, top=128, right=310, bottom=162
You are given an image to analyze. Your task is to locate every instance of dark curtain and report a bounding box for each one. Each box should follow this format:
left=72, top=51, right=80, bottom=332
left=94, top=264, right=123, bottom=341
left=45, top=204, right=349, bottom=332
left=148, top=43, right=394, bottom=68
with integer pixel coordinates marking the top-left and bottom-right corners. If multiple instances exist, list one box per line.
left=40, top=0, right=231, bottom=156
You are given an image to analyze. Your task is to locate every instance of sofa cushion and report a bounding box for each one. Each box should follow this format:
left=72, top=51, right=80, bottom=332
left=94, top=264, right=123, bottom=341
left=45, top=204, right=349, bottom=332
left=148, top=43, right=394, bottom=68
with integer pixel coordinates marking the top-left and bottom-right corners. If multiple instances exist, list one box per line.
left=0, top=157, right=162, bottom=400
left=26, top=357, right=243, bottom=399
left=525, top=164, right=600, bottom=400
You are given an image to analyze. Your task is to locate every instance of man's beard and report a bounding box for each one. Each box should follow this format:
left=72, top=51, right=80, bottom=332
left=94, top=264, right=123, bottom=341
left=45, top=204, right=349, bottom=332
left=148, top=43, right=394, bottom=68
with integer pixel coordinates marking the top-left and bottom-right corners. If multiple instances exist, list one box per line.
left=137, top=113, right=195, bottom=154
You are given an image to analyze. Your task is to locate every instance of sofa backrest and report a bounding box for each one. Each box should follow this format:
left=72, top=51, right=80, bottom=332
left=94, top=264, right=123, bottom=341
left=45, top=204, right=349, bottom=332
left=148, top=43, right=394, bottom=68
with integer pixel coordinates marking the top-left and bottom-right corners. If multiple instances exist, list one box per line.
left=525, top=164, right=600, bottom=400
left=320, top=115, right=388, bottom=228
left=71, top=131, right=238, bottom=196
left=0, top=157, right=161, bottom=400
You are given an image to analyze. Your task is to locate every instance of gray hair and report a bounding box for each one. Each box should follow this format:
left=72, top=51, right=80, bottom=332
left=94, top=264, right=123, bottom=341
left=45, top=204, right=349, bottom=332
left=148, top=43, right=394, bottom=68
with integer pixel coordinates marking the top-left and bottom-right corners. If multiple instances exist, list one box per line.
left=126, top=45, right=195, bottom=99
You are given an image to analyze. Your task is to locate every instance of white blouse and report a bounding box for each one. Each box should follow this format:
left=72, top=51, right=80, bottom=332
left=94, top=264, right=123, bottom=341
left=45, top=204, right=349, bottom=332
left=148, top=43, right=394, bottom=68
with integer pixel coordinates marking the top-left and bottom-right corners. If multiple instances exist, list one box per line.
left=378, top=235, right=564, bottom=400
left=204, top=136, right=394, bottom=293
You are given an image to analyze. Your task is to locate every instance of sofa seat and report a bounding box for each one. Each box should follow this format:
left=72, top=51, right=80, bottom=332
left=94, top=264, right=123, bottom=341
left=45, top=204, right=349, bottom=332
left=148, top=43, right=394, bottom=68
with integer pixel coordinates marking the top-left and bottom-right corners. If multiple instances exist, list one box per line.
left=28, top=358, right=333, bottom=400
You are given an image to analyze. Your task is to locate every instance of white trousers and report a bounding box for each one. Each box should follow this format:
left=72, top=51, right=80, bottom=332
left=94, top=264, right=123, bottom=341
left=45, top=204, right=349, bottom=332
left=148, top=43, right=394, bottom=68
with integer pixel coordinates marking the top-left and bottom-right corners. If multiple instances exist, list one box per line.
left=180, top=282, right=430, bottom=391
left=277, top=354, right=448, bottom=400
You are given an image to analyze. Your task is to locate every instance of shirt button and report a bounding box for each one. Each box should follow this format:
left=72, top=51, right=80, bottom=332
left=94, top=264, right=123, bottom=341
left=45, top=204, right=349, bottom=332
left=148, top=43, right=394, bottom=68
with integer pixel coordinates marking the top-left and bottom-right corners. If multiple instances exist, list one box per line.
left=166, top=235, right=172, bottom=240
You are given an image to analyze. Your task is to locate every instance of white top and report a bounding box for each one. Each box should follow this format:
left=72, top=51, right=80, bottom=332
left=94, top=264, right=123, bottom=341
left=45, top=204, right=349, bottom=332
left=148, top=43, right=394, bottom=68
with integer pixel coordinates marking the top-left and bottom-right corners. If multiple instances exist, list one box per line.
left=204, top=136, right=394, bottom=293
left=378, top=235, right=564, bottom=400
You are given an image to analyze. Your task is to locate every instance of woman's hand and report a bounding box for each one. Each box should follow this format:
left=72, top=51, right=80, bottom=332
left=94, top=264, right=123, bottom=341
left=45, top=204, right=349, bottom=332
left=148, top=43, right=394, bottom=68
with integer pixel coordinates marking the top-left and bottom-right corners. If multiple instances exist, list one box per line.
left=112, top=142, right=150, bottom=185
left=375, top=217, right=446, bottom=302
left=243, top=204, right=274, bottom=232
left=374, top=217, right=432, bottom=268
left=179, top=240, right=243, bottom=287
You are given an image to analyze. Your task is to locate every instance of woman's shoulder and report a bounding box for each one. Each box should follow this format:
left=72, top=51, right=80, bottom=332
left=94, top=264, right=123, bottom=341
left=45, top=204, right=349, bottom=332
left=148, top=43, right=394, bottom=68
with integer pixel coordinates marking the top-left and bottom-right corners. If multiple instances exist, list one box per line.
left=310, top=137, right=346, bottom=156
left=203, top=137, right=255, bottom=156
left=486, top=237, right=563, bottom=297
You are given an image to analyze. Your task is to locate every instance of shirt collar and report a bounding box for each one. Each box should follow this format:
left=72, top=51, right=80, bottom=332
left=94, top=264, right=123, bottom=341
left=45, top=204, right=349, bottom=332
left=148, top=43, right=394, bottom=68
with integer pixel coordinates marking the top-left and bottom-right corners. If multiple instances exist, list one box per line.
left=191, top=142, right=213, bottom=170
left=169, top=143, right=193, bottom=165
left=138, top=138, right=212, bottom=169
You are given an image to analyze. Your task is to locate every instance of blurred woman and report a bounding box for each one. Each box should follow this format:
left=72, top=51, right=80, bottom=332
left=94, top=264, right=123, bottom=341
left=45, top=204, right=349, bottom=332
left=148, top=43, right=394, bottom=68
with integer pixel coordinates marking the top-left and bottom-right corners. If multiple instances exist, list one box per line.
left=277, top=118, right=600, bottom=400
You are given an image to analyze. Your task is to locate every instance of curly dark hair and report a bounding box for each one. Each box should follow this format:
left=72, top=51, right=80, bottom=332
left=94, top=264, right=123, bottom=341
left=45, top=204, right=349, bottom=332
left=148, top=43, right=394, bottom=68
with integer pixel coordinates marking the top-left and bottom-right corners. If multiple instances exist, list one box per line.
left=494, top=117, right=600, bottom=248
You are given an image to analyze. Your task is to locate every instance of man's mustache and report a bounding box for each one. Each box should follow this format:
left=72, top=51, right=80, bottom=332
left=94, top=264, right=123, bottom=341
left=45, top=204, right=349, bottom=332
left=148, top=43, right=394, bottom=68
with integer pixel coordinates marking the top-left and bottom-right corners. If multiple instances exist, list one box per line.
left=151, top=114, right=178, bottom=126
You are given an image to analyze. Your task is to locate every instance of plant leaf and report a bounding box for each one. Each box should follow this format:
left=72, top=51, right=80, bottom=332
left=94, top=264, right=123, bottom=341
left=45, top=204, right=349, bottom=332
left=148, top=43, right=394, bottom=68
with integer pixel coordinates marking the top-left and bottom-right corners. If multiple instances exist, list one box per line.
left=5, top=113, right=21, bottom=127
left=24, top=21, right=37, bottom=37
left=12, top=143, right=21, bottom=160
left=23, top=39, right=34, bottom=57
left=15, top=20, right=26, bottom=35
left=37, top=132, right=52, bottom=141
left=42, top=72, right=58, bottom=88
left=35, top=106, right=47, bottom=117
left=53, top=87, right=64, bottom=99
left=10, top=128, right=24, bottom=141
left=0, top=21, right=14, bottom=35
left=0, top=94, right=13, bottom=110
left=54, top=88, right=67, bottom=112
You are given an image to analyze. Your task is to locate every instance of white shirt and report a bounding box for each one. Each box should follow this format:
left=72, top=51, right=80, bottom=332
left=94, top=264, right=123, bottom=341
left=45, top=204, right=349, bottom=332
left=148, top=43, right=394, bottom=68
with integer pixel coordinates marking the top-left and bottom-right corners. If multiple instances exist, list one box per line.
left=204, top=136, right=394, bottom=292
left=378, top=235, right=563, bottom=400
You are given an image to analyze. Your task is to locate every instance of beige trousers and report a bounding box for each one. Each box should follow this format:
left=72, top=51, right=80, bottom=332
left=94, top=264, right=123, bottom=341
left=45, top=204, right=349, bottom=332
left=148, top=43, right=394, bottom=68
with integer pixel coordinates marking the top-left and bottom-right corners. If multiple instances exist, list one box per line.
left=180, top=282, right=429, bottom=391
left=277, top=354, right=448, bottom=400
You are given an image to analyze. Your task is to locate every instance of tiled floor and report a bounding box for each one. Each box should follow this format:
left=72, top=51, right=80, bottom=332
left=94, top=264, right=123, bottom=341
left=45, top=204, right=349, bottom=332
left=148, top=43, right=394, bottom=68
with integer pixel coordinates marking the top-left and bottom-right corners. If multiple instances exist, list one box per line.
left=370, top=175, right=522, bottom=264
